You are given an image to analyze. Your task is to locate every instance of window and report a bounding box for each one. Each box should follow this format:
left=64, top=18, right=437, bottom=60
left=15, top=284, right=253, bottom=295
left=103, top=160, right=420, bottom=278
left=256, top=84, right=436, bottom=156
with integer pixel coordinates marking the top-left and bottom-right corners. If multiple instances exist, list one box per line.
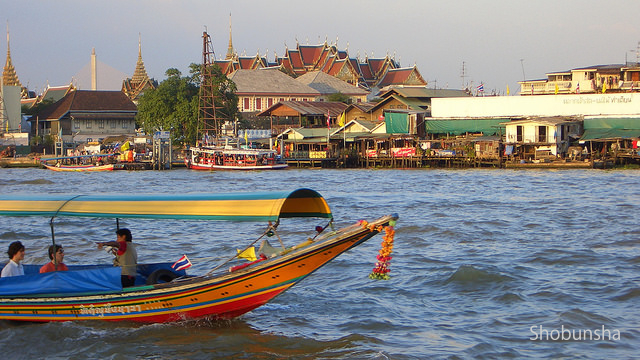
left=74, top=120, right=80, bottom=129
left=516, top=126, right=523, bottom=142
left=244, top=98, right=250, bottom=111
left=268, top=98, right=273, bottom=108
left=98, top=120, right=104, bottom=129
left=256, top=98, right=262, bottom=110
left=537, top=126, right=547, bottom=142
left=110, top=120, right=116, bottom=129
left=122, top=120, right=128, bottom=129
left=85, top=120, right=92, bottom=129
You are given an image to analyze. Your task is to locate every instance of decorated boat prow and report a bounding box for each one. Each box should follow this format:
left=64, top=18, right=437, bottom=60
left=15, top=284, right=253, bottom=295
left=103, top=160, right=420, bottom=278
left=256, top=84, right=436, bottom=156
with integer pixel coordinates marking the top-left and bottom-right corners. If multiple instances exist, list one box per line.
left=0, top=189, right=397, bottom=323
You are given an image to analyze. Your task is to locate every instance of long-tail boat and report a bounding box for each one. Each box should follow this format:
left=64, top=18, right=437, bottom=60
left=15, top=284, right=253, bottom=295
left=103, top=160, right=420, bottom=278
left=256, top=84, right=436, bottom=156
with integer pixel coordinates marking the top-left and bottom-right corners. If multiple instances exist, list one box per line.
left=0, top=189, right=396, bottom=323
left=40, top=154, right=117, bottom=172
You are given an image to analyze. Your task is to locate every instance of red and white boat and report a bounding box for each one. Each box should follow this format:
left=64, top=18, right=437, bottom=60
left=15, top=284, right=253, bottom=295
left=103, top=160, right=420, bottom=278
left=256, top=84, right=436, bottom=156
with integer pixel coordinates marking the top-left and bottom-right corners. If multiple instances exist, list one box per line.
left=186, top=146, right=288, bottom=170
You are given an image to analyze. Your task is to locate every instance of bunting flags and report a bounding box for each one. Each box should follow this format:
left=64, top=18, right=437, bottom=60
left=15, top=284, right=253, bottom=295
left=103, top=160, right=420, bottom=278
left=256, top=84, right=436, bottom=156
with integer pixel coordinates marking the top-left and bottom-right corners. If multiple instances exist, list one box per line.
left=172, top=255, right=192, bottom=271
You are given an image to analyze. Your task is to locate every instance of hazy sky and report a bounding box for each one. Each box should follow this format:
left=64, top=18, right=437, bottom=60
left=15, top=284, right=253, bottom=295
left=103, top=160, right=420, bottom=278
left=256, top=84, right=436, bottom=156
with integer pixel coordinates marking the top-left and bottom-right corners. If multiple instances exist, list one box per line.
left=3, top=0, right=640, bottom=95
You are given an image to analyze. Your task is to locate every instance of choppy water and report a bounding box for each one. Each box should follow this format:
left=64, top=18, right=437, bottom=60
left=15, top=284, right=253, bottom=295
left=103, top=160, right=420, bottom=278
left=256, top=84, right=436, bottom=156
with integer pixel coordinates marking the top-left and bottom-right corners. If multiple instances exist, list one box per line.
left=0, top=168, right=639, bottom=359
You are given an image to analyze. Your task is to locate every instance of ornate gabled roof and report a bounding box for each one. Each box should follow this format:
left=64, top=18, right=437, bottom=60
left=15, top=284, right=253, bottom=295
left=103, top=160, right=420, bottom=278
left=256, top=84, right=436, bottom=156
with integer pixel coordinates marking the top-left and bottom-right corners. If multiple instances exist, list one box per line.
left=122, top=35, right=156, bottom=101
left=376, top=66, right=427, bottom=88
left=2, top=22, right=22, bottom=88
left=298, top=44, right=325, bottom=67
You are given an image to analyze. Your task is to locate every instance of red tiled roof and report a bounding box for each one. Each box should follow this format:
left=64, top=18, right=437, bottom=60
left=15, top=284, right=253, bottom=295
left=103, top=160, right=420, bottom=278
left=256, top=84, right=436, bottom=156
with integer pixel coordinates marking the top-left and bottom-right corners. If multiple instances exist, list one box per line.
left=287, top=50, right=304, bottom=70
left=298, top=44, right=325, bottom=67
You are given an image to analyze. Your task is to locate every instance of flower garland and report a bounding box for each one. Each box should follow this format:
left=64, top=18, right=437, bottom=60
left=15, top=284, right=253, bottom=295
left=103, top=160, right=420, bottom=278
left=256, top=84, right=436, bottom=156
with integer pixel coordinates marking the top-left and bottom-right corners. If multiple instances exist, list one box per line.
left=362, top=219, right=396, bottom=280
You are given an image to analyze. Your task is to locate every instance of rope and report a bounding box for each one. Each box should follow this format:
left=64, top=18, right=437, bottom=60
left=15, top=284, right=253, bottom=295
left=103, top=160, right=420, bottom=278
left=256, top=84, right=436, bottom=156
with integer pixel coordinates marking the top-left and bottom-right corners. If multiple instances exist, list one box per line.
left=205, top=220, right=279, bottom=276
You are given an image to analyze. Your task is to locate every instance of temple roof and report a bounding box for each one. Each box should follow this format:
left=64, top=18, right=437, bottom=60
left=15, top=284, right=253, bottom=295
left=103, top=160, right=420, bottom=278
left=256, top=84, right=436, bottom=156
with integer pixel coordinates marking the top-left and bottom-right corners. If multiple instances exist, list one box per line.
left=2, top=23, right=22, bottom=88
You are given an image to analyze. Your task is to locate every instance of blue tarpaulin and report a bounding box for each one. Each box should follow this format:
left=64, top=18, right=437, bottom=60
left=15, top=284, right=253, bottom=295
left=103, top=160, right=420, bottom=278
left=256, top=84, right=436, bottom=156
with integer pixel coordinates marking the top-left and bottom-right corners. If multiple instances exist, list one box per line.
left=0, top=266, right=122, bottom=296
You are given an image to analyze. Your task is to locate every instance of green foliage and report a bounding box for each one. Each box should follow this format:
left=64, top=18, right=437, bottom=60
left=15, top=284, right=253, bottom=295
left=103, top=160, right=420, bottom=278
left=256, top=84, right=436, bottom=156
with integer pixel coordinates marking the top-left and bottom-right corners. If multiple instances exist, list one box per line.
left=136, top=68, right=199, bottom=145
left=327, top=92, right=351, bottom=104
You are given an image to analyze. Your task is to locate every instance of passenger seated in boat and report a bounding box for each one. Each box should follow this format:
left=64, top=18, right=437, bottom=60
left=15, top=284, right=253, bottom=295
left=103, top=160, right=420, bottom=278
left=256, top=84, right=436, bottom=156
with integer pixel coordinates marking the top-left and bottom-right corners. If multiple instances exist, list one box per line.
left=97, top=228, right=138, bottom=287
left=39, top=244, right=69, bottom=273
left=1, top=241, right=25, bottom=277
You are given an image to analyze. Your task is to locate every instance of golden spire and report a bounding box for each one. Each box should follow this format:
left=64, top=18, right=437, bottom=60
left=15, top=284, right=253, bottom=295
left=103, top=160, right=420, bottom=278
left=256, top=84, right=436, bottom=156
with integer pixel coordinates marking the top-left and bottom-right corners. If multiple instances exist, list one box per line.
left=225, top=13, right=234, bottom=60
left=131, top=33, right=150, bottom=84
left=2, top=21, right=22, bottom=87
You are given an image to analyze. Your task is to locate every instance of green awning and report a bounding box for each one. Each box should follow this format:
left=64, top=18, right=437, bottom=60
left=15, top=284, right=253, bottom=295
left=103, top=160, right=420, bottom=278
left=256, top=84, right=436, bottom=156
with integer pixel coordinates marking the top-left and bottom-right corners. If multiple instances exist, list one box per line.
left=385, top=112, right=409, bottom=134
left=426, top=118, right=507, bottom=135
left=581, top=117, right=640, bottom=140
left=580, top=128, right=640, bottom=140
left=583, top=117, right=640, bottom=130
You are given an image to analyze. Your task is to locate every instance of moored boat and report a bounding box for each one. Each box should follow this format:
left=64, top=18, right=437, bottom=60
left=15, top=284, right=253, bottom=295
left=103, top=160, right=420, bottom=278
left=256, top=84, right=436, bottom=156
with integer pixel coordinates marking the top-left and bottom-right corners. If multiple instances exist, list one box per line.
left=41, top=154, right=117, bottom=172
left=0, top=189, right=396, bottom=323
left=186, top=145, right=288, bottom=170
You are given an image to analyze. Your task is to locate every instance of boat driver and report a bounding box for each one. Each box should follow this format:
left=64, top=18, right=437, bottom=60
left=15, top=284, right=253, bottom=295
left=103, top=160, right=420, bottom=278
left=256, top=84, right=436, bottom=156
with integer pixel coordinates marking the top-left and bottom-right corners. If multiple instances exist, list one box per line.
left=97, top=228, right=138, bottom=287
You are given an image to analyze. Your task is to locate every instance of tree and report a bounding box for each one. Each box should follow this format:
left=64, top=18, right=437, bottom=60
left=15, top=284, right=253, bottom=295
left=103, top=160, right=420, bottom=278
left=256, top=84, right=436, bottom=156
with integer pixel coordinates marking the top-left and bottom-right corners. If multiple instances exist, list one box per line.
left=327, top=92, right=352, bottom=104
left=135, top=68, right=199, bottom=146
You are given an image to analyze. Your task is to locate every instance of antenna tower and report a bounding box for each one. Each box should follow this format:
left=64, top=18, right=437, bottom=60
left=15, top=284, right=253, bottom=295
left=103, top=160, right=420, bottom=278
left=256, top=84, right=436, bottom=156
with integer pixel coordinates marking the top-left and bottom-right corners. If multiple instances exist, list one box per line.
left=198, top=31, right=223, bottom=145
left=460, top=61, right=467, bottom=89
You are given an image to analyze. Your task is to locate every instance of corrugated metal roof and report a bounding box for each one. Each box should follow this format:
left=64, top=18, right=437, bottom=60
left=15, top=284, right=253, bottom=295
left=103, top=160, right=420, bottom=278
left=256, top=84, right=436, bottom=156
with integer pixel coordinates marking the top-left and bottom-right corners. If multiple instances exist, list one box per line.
left=295, top=71, right=368, bottom=96
left=228, top=69, right=319, bottom=96
left=258, top=101, right=348, bottom=117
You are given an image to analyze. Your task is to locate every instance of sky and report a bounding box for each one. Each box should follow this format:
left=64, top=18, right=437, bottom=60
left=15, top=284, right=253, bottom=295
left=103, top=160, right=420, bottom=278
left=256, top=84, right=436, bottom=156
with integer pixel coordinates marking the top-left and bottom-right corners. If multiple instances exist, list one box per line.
left=3, top=0, right=640, bottom=96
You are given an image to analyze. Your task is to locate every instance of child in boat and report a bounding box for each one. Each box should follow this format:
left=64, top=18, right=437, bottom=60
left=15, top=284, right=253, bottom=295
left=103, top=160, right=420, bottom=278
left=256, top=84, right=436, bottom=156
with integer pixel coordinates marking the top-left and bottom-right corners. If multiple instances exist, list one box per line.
left=1, top=241, right=25, bottom=277
left=97, top=228, right=138, bottom=287
left=39, top=244, right=69, bottom=273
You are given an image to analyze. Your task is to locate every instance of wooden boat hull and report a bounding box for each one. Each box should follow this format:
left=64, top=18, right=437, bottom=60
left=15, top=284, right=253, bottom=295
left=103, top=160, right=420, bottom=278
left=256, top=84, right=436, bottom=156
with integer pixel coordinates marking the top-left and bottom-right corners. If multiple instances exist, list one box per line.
left=0, top=215, right=394, bottom=323
left=188, top=162, right=288, bottom=171
left=44, top=164, right=114, bottom=172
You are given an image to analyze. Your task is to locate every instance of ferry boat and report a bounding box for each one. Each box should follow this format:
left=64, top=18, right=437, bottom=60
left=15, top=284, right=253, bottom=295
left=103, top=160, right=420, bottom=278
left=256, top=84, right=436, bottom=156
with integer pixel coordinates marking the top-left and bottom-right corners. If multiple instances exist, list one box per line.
left=185, top=146, right=288, bottom=170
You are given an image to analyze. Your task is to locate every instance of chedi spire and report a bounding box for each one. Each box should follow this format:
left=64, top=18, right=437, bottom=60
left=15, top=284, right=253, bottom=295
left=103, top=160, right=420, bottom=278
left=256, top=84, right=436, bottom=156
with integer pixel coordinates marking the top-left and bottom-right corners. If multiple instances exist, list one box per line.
left=2, top=21, right=22, bottom=87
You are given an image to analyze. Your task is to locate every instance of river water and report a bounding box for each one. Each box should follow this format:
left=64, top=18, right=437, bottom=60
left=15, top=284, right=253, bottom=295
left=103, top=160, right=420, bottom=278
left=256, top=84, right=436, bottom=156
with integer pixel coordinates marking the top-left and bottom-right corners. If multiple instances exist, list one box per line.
left=0, top=168, right=638, bottom=359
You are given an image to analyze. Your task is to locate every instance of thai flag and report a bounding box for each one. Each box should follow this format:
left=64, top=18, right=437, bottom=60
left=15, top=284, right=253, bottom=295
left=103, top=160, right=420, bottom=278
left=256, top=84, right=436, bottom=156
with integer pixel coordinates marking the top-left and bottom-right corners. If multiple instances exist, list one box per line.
left=172, top=255, right=192, bottom=271
left=477, top=83, right=484, bottom=92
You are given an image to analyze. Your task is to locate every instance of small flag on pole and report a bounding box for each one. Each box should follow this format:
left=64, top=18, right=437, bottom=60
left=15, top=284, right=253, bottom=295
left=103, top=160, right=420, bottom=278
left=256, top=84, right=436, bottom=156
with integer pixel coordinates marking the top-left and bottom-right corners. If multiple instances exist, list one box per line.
left=477, top=83, right=484, bottom=93
left=172, top=255, right=192, bottom=271
left=338, top=112, right=345, bottom=127
left=237, top=247, right=257, bottom=261
left=326, top=111, right=331, bottom=129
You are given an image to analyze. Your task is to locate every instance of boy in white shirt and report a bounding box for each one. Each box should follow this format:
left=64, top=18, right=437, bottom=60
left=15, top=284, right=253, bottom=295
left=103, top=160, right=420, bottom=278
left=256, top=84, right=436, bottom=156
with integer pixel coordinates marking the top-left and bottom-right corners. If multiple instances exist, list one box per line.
left=1, top=241, right=25, bottom=277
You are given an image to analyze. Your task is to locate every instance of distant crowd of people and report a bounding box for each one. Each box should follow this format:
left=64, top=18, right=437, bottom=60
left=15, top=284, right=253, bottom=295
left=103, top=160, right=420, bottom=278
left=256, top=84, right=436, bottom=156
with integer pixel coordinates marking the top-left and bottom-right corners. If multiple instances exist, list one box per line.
left=0, top=228, right=138, bottom=288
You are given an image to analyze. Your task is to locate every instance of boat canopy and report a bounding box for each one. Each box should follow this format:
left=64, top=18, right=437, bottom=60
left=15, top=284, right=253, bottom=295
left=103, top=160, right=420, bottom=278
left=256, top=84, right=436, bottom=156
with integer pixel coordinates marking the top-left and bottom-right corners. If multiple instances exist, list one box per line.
left=0, top=188, right=332, bottom=222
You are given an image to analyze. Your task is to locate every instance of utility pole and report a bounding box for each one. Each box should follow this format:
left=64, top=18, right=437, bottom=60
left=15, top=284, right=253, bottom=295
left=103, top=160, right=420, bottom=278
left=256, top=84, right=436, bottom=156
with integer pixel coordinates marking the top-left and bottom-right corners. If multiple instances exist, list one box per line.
left=520, top=59, right=526, bottom=81
left=460, top=61, right=467, bottom=89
